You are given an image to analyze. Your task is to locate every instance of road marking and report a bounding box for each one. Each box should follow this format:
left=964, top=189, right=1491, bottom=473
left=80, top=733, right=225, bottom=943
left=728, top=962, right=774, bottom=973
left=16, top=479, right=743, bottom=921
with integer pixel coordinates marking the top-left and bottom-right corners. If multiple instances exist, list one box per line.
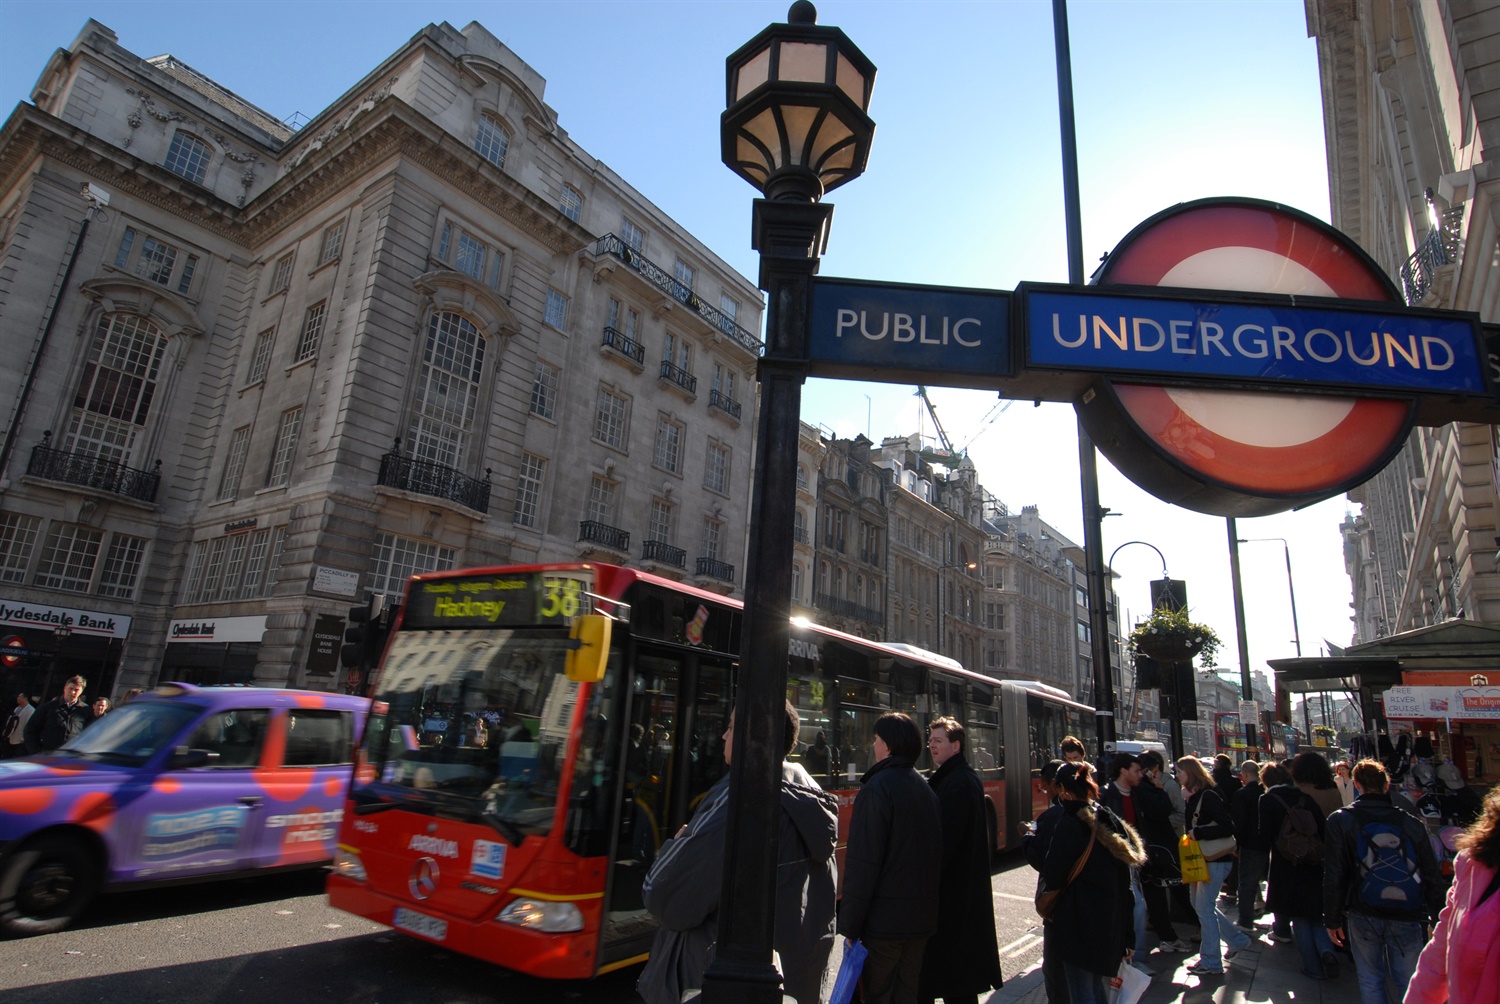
left=997, top=892, right=1033, bottom=902
left=1000, top=932, right=1042, bottom=957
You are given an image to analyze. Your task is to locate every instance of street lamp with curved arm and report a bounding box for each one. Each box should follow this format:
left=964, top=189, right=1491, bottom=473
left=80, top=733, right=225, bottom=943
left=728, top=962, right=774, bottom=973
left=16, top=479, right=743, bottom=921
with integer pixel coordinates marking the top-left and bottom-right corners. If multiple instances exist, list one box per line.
left=1106, top=540, right=1168, bottom=580
left=1236, top=537, right=1302, bottom=657
left=938, top=560, right=978, bottom=656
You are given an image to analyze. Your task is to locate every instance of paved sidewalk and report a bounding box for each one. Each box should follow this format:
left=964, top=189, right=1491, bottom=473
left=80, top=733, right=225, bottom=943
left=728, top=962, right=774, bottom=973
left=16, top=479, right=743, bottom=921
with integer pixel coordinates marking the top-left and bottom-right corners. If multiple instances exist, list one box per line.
left=987, top=924, right=1367, bottom=1004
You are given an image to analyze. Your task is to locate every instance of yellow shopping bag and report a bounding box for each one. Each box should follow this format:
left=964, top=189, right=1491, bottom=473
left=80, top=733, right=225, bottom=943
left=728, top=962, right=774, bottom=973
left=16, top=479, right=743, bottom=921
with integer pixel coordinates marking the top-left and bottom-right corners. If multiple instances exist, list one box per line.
left=1178, top=834, right=1209, bottom=884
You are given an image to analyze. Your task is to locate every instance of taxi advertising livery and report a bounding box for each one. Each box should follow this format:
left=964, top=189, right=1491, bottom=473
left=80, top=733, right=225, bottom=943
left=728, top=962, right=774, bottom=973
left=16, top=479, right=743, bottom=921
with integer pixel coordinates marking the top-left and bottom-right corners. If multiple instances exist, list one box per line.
left=0, top=683, right=367, bottom=936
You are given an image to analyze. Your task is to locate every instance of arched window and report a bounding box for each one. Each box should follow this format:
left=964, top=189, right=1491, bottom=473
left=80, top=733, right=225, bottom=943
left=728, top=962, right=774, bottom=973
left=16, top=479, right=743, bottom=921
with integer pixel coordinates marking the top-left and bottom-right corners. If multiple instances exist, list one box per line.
left=791, top=563, right=802, bottom=603
left=475, top=114, right=510, bottom=169
left=64, top=313, right=169, bottom=465
left=407, top=311, right=485, bottom=469
left=164, top=131, right=212, bottom=184
left=794, top=508, right=805, bottom=542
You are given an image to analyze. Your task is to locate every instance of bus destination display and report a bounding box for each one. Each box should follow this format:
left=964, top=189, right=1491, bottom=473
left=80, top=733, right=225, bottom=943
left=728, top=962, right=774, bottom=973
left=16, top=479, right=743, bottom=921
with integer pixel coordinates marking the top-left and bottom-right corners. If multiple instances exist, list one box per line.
left=403, top=572, right=591, bottom=629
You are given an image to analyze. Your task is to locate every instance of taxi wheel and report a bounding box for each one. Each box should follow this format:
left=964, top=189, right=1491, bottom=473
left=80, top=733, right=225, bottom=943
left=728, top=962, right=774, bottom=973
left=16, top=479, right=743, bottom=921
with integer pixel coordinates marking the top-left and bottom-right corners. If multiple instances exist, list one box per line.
left=0, top=835, right=100, bottom=937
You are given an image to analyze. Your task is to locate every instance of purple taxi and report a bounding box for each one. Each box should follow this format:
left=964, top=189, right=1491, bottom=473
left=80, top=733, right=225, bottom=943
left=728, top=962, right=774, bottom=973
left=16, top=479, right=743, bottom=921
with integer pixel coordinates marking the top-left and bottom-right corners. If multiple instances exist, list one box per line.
left=0, top=684, right=366, bottom=936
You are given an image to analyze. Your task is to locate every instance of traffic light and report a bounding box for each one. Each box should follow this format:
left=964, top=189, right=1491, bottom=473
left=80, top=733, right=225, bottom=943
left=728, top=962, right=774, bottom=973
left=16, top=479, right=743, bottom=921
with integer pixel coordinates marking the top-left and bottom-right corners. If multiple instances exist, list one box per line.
left=341, top=594, right=391, bottom=671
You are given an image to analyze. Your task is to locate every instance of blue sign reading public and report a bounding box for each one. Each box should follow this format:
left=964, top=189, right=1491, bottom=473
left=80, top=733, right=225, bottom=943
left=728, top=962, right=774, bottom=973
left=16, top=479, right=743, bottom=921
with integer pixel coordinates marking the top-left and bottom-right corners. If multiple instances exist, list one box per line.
left=1024, top=284, right=1487, bottom=396
left=809, top=277, right=1011, bottom=385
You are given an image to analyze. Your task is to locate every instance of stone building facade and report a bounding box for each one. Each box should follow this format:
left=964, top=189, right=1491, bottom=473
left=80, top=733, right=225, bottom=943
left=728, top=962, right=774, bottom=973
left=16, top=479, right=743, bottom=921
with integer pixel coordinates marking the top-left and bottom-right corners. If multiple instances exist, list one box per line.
left=1309, top=1, right=1500, bottom=638
left=0, top=21, right=761, bottom=698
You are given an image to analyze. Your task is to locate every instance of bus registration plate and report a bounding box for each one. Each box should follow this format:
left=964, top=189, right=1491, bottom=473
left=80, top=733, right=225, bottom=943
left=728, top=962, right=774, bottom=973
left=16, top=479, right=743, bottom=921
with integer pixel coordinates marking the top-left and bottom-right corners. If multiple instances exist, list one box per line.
left=394, top=906, right=448, bottom=941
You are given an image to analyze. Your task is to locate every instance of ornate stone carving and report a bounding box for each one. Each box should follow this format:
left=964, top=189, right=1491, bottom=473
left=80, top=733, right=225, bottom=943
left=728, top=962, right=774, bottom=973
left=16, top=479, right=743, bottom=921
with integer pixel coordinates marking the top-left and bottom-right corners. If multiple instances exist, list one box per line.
left=126, top=88, right=194, bottom=126
left=283, top=76, right=398, bottom=174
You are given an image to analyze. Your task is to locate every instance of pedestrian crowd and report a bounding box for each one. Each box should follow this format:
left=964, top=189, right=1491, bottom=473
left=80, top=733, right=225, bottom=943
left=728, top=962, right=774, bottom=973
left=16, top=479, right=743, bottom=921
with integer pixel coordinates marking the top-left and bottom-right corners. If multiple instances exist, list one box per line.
left=638, top=705, right=1002, bottom=1004
left=4, top=676, right=128, bottom=757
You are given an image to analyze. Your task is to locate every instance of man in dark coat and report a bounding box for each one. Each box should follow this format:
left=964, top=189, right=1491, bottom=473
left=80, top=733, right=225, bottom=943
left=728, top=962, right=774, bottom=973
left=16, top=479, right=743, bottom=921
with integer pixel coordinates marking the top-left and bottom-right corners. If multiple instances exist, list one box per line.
left=24, top=675, right=91, bottom=754
left=1229, top=760, right=1267, bottom=930
left=638, top=701, right=838, bottom=1004
left=838, top=712, right=941, bottom=1004
left=918, top=717, right=1002, bottom=1004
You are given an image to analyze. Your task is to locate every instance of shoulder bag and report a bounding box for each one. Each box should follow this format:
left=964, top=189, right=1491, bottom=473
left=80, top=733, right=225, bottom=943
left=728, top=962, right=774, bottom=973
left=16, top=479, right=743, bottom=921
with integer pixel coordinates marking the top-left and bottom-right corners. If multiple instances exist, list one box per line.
left=1035, top=815, right=1096, bottom=921
left=1191, top=792, right=1237, bottom=861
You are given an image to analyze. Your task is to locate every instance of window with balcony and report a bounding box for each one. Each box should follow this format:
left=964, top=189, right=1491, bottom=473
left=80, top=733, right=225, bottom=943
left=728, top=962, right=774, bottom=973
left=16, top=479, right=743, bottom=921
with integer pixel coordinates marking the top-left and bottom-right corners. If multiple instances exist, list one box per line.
left=63, top=313, right=168, bottom=467
left=163, top=131, right=212, bottom=184
left=475, top=114, right=510, bottom=169
left=587, top=476, right=618, bottom=526
left=621, top=218, right=646, bottom=252
left=648, top=499, right=673, bottom=544
left=674, top=258, right=695, bottom=291
left=407, top=311, right=484, bottom=470
left=702, top=518, right=722, bottom=561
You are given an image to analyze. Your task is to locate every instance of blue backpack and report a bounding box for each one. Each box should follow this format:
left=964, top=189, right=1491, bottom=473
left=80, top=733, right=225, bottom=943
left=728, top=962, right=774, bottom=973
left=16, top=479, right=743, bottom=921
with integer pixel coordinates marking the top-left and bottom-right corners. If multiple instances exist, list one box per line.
left=1355, top=815, right=1422, bottom=913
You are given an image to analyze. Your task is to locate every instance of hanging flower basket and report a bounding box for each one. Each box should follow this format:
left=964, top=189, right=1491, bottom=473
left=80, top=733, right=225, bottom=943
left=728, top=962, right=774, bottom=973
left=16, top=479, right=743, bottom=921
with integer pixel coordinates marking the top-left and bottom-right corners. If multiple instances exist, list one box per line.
left=1130, top=606, right=1221, bottom=667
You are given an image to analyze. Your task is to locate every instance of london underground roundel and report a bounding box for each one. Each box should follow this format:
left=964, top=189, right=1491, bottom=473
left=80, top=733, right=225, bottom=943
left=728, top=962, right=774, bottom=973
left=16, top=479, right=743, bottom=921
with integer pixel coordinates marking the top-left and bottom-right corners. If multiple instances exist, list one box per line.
left=1077, top=198, right=1416, bottom=516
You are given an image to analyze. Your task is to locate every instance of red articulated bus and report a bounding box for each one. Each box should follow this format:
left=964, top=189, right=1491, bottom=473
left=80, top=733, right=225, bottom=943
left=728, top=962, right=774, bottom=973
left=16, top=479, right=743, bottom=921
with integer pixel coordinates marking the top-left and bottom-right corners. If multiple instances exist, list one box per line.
left=327, top=562, right=1095, bottom=978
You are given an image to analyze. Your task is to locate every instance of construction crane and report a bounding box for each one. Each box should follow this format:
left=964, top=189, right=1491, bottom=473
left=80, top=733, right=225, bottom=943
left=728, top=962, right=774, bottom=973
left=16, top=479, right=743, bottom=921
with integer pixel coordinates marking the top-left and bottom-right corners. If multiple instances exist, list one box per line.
left=958, top=398, right=1015, bottom=454
left=915, top=385, right=962, bottom=467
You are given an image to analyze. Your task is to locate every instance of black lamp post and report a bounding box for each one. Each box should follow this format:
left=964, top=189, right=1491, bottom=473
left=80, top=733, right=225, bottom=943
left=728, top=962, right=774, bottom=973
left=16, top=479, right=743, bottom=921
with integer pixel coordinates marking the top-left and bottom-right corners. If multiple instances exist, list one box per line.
left=707, top=5, right=874, bottom=1002
left=938, top=561, right=977, bottom=657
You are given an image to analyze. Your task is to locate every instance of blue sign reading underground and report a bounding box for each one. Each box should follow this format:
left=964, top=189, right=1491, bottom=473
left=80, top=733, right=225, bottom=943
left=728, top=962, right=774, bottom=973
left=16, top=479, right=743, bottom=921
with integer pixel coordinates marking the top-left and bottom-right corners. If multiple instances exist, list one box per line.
left=1026, top=287, right=1486, bottom=396
left=809, top=277, right=1011, bottom=381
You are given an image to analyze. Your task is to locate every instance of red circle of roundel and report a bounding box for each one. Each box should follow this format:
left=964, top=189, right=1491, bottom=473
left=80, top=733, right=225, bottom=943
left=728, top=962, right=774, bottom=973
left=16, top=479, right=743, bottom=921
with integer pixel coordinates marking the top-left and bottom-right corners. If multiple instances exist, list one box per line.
left=0, top=635, right=24, bottom=667
left=1095, top=200, right=1410, bottom=500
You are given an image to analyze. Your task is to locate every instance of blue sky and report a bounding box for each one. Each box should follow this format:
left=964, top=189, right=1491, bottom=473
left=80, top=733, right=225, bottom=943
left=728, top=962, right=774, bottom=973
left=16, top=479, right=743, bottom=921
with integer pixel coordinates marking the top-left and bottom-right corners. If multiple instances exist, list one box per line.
left=3, top=1, right=1350, bottom=704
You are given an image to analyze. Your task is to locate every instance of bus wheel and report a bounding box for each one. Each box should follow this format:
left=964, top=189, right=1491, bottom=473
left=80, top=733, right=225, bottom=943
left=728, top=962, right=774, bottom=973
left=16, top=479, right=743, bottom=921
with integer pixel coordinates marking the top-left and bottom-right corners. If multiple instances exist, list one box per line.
left=0, top=835, right=100, bottom=937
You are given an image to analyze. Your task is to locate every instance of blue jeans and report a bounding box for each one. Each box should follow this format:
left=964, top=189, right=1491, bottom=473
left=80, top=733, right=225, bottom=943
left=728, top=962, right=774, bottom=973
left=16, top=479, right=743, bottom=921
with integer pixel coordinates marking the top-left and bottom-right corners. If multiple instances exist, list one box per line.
left=1130, top=868, right=1148, bottom=957
left=1236, top=847, right=1268, bottom=927
left=1191, top=859, right=1250, bottom=970
left=1346, top=913, right=1425, bottom=1004
left=1291, top=917, right=1335, bottom=974
left=1064, top=962, right=1109, bottom=1004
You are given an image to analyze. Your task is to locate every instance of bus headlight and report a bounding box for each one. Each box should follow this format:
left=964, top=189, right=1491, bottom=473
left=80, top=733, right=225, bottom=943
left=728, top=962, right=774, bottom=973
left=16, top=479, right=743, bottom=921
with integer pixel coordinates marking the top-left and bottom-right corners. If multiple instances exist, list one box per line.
left=496, top=898, right=584, bottom=933
left=332, top=846, right=367, bottom=882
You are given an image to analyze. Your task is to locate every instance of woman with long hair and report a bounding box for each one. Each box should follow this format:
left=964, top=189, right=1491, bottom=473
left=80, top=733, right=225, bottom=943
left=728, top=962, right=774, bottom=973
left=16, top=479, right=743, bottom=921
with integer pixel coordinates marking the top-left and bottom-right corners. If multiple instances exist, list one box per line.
left=1178, top=756, right=1250, bottom=976
left=1030, top=760, right=1145, bottom=1003
left=1291, top=750, right=1343, bottom=819
left=1405, top=782, right=1500, bottom=1002
left=1333, top=761, right=1356, bottom=807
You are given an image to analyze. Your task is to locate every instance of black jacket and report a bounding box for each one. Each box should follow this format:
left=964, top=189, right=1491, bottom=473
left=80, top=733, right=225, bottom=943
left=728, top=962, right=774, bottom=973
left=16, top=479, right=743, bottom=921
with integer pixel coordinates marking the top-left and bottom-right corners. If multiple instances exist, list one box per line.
left=1186, top=786, right=1235, bottom=842
left=1231, top=780, right=1267, bottom=851
left=1037, top=800, right=1147, bottom=976
left=837, top=755, right=941, bottom=942
left=23, top=696, right=90, bottom=753
left=1259, top=784, right=1327, bottom=921
left=919, top=753, right=1002, bottom=998
left=1101, top=778, right=1179, bottom=882
left=1323, top=792, right=1443, bottom=928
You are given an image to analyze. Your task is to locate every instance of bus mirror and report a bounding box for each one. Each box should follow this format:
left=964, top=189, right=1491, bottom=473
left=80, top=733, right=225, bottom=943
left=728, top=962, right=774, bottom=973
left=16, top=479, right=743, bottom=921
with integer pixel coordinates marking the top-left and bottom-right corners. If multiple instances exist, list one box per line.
left=565, top=614, right=611, bottom=683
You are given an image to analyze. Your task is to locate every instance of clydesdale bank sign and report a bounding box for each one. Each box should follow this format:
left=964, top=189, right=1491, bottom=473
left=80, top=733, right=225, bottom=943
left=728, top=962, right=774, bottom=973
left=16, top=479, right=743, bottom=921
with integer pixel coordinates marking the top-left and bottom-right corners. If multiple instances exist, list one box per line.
left=808, top=198, right=1500, bottom=516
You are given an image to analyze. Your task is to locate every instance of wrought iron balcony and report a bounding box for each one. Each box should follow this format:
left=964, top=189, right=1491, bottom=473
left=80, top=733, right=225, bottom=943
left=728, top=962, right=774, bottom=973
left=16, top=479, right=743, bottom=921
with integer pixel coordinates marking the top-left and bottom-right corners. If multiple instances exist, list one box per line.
left=1400, top=206, right=1464, bottom=305
left=27, top=435, right=161, bottom=503
left=709, top=389, right=742, bottom=420
left=660, top=360, right=697, bottom=395
left=601, top=325, right=645, bottom=365
left=642, top=539, right=686, bottom=567
left=696, top=556, right=735, bottom=583
left=813, top=592, right=883, bottom=626
left=594, top=234, right=761, bottom=355
left=579, top=520, right=630, bottom=551
left=378, top=442, right=491, bottom=513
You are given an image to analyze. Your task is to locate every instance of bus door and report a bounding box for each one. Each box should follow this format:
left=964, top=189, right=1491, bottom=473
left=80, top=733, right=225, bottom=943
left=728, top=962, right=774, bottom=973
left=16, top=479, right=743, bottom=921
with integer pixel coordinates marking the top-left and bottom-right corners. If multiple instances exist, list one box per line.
left=602, top=649, right=733, bottom=959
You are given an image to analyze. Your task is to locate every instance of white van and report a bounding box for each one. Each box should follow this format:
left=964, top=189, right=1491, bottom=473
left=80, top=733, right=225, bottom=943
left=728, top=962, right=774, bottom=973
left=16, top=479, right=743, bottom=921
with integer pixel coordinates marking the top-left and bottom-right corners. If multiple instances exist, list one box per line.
left=1109, top=739, right=1170, bottom=760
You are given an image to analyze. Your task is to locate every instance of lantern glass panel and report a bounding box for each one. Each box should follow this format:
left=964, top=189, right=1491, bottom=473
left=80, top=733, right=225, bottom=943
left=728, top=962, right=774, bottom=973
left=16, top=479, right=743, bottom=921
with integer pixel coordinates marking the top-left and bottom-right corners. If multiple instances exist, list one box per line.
left=808, top=117, right=855, bottom=170
left=781, top=104, right=819, bottom=166
left=739, top=107, right=783, bottom=168
left=736, top=46, right=771, bottom=101
left=836, top=53, right=866, bottom=107
left=778, top=40, right=829, bottom=83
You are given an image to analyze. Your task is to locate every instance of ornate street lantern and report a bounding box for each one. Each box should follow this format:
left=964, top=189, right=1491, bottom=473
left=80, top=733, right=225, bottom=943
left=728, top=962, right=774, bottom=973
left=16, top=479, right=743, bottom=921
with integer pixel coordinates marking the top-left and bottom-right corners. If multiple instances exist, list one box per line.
left=721, top=0, right=876, bottom=201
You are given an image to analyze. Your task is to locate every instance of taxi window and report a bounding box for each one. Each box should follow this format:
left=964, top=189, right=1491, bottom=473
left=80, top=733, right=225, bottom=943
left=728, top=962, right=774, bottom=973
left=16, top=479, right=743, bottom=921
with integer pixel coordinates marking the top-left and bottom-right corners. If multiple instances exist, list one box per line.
left=284, top=710, right=354, bottom=766
left=183, top=708, right=270, bottom=768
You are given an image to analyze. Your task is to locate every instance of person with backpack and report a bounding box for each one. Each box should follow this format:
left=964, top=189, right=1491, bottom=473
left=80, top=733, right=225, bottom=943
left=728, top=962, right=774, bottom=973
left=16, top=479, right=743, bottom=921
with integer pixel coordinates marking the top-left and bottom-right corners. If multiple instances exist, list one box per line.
left=1262, top=759, right=1338, bottom=979
left=1324, top=759, right=1443, bottom=1004
left=1405, top=781, right=1500, bottom=1003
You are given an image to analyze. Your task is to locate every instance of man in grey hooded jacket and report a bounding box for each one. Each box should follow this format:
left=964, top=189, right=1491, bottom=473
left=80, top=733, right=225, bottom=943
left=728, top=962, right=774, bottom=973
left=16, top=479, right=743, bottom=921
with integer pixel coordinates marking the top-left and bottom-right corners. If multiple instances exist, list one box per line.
left=639, top=700, right=838, bottom=1004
